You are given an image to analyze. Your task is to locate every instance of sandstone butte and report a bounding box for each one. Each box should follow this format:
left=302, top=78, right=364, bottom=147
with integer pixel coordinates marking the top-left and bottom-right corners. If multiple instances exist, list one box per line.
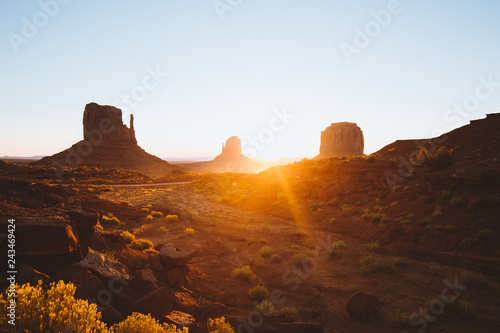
left=315, top=122, right=364, bottom=159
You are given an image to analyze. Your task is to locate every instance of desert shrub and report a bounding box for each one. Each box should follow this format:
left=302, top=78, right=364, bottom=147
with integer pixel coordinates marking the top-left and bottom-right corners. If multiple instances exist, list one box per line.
left=113, top=312, right=187, bottom=332
left=259, top=246, right=272, bottom=257
left=103, top=250, right=116, bottom=260
left=261, top=222, right=271, bottom=232
left=348, top=285, right=360, bottom=293
left=417, top=217, right=432, bottom=226
left=292, top=253, right=308, bottom=268
left=329, top=217, right=336, bottom=223
left=424, top=224, right=457, bottom=234
left=151, top=211, right=163, bottom=217
left=253, top=256, right=265, bottom=266
left=332, top=241, right=347, bottom=249
left=145, top=204, right=152, bottom=208
left=448, top=297, right=477, bottom=318
left=0, top=281, right=109, bottom=333
left=119, top=200, right=130, bottom=206
left=184, top=228, right=195, bottom=236
left=159, top=226, right=167, bottom=233
left=441, top=190, right=451, bottom=200
left=432, top=206, right=443, bottom=218
left=102, top=213, right=120, bottom=224
left=232, top=265, right=255, bottom=282
left=370, top=214, right=383, bottom=222
left=270, top=254, right=282, bottom=263
left=290, top=244, right=300, bottom=250
left=341, top=204, right=351, bottom=216
left=359, top=256, right=382, bottom=275
left=121, top=231, right=136, bottom=243
left=461, top=236, right=474, bottom=249
left=93, top=223, right=103, bottom=232
left=449, top=196, right=464, bottom=208
left=421, top=146, right=455, bottom=170
left=390, top=201, right=398, bottom=207
left=165, top=214, right=179, bottom=223
left=474, top=228, right=495, bottom=242
left=387, top=309, right=409, bottom=328
left=429, top=264, right=440, bottom=275
left=132, top=239, right=154, bottom=250
left=140, top=208, right=149, bottom=214
left=256, top=300, right=275, bottom=314
left=146, top=215, right=153, bottom=221
left=364, top=154, right=377, bottom=163
left=259, top=239, right=267, bottom=244
left=248, top=285, right=269, bottom=302
left=380, top=215, right=391, bottom=223
left=207, top=317, right=235, bottom=333
left=312, top=289, right=324, bottom=298
left=457, top=271, right=489, bottom=289
left=144, top=248, right=159, bottom=255
left=278, top=306, right=298, bottom=323
left=362, top=241, right=380, bottom=252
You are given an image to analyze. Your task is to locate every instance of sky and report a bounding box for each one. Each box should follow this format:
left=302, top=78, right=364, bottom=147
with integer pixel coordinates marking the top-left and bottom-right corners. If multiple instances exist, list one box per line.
left=1, top=0, right=500, bottom=160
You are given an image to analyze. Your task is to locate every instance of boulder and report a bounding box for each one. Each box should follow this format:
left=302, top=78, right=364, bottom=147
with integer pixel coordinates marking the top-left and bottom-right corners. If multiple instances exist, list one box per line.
left=163, top=311, right=196, bottom=329
left=80, top=248, right=129, bottom=284
left=17, top=262, right=50, bottom=285
left=201, top=302, right=228, bottom=320
left=101, top=304, right=124, bottom=326
left=66, top=209, right=99, bottom=229
left=346, top=291, right=382, bottom=321
left=133, top=268, right=159, bottom=293
left=172, top=291, right=200, bottom=314
left=316, top=122, right=364, bottom=158
left=52, top=263, right=105, bottom=301
left=148, top=254, right=163, bottom=271
left=158, top=243, right=198, bottom=267
left=167, top=267, right=185, bottom=289
left=127, top=287, right=173, bottom=320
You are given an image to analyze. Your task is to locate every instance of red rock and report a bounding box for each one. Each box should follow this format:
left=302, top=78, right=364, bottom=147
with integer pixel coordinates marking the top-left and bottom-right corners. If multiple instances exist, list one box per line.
left=167, top=267, right=185, bottom=289
left=346, top=291, right=382, bottom=321
left=159, top=243, right=198, bottom=267
left=172, top=291, right=200, bottom=314
left=128, top=287, right=173, bottom=320
left=163, top=311, right=195, bottom=329
left=52, top=263, right=105, bottom=301
left=316, top=122, right=364, bottom=158
left=101, top=304, right=124, bottom=326
left=66, top=209, right=99, bottom=229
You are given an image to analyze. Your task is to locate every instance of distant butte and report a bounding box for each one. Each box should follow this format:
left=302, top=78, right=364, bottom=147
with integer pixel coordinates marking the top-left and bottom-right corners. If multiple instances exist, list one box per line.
left=315, top=122, right=364, bottom=159
left=33, top=103, right=183, bottom=177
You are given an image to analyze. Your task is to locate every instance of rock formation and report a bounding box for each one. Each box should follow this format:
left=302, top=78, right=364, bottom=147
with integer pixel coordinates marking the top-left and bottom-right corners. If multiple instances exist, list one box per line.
left=33, top=103, right=182, bottom=177
left=316, top=122, right=364, bottom=159
left=181, top=136, right=260, bottom=173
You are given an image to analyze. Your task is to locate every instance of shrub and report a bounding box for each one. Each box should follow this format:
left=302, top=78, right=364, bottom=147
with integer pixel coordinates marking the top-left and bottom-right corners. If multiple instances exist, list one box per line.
left=259, top=246, right=272, bottom=257
left=364, top=155, right=377, bottom=163
left=143, top=248, right=159, bottom=255
left=184, top=228, right=195, bottom=236
left=359, top=256, right=382, bottom=274
left=119, top=200, right=130, bottom=206
left=380, top=215, right=391, bottom=223
left=390, top=201, right=398, bottom=207
left=341, top=204, right=351, bottom=216
left=132, top=239, right=154, bottom=250
left=145, top=204, right=152, bottom=208
left=474, top=228, right=495, bottom=242
left=457, top=271, right=489, bottom=289
left=362, top=241, right=380, bottom=252
left=207, top=317, right=235, bottom=333
left=279, top=306, right=298, bottom=323
left=421, top=146, right=455, bottom=170
left=329, top=217, right=336, bottom=223
left=151, top=211, right=163, bottom=217
left=146, top=215, right=154, bottom=221
left=270, top=254, right=282, bottom=263
left=159, top=226, right=167, bottom=233
left=332, top=241, right=347, bottom=249
left=292, top=253, right=308, bottom=268
left=387, top=309, right=409, bottom=328
left=256, top=300, right=275, bottom=314
left=248, top=285, right=269, bottom=302
left=165, top=214, right=179, bottom=223
left=93, top=223, right=103, bottom=232
left=113, top=312, right=187, bottom=332
left=0, top=281, right=108, bottom=333
left=121, top=231, right=136, bottom=243
left=348, top=285, right=360, bottom=293
left=429, top=264, right=440, bottom=275
left=449, top=196, right=464, bottom=208
left=262, top=222, right=271, bottom=232
left=102, top=213, right=120, bottom=224
left=448, top=298, right=477, bottom=318
left=232, top=265, right=255, bottom=282
left=141, top=208, right=149, bottom=214
left=432, top=206, right=443, bottom=218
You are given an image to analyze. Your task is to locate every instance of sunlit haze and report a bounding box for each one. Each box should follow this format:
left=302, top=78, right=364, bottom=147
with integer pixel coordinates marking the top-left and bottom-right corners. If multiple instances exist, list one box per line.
left=1, top=1, right=500, bottom=160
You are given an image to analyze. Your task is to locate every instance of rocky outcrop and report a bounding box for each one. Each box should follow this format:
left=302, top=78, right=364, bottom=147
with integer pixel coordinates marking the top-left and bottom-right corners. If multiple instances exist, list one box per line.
left=181, top=136, right=261, bottom=173
left=316, top=122, right=364, bottom=159
left=346, top=291, right=381, bottom=321
left=32, top=103, right=183, bottom=177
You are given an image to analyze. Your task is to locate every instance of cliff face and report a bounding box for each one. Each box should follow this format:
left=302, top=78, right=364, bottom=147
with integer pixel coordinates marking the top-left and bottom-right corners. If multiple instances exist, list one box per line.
left=316, top=122, right=364, bottom=158
left=33, top=103, right=182, bottom=177
left=83, top=103, right=136, bottom=144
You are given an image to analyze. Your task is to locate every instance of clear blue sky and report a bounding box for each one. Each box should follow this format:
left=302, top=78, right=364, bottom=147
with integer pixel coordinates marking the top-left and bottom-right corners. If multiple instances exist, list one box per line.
left=1, top=0, right=500, bottom=159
